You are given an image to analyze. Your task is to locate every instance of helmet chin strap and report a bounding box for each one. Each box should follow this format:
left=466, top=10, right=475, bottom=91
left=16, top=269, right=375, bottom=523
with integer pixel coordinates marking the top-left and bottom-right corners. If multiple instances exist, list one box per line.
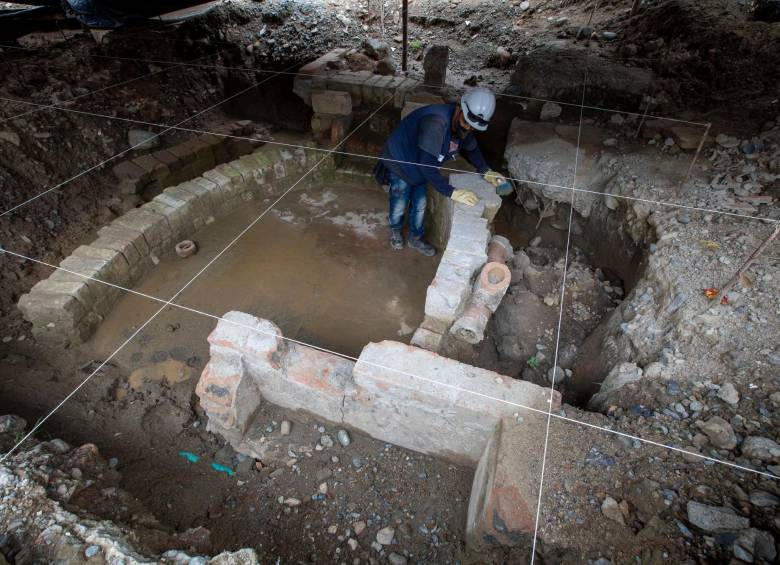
left=452, top=107, right=470, bottom=139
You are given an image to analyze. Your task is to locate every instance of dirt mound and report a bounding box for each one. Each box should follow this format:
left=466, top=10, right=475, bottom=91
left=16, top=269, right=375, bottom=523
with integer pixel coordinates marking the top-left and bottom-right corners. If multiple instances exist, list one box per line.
left=614, top=0, right=780, bottom=125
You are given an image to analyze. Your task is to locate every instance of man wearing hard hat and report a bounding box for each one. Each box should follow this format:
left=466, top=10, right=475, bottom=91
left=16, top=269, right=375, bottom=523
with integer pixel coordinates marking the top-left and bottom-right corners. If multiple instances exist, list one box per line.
left=373, top=86, right=511, bottom=256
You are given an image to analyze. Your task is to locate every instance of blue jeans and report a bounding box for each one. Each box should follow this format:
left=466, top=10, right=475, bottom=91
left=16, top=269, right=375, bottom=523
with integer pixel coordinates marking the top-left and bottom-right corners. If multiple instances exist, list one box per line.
left=388, top=173, right=427, bottom=238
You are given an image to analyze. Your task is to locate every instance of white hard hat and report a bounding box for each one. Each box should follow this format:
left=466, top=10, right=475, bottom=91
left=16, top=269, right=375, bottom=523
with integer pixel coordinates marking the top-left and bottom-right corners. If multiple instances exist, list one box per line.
left=460, top=87, right=496, bottom=131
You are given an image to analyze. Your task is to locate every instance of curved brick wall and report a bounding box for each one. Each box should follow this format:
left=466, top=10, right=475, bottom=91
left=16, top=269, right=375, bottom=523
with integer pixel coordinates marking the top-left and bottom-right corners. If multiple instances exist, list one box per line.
left=18, top=142, right=338, bottom=344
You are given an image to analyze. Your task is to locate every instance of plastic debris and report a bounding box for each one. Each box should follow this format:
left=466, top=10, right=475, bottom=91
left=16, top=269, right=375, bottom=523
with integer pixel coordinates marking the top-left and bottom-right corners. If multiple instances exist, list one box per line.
left=179, top=451, right=200, bottom=463
left=211, top=462, right=235, bottom=476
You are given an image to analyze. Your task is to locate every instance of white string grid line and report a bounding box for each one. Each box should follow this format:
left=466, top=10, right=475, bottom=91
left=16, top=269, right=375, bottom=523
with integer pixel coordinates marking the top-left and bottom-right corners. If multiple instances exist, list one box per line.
left=531, top=76, right=586, bottom=564
left=0, top=59, right=307, bottom=219
left=0, top=41, right=709, bottom=128
left=1, top=243, right=776, bottom=483
left=0, top=93, right=394, bottom=464
left=0, top=50, right=225, bottom=125
left=1, top=95, right=775, bottom=225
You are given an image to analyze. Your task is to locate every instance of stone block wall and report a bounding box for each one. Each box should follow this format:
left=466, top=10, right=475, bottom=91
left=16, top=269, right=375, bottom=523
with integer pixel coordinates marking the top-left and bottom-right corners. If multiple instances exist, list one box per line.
left=112, top=121, right=260, bottom=197
left=411, top=173, right=508, bottom=352
left=195, top=312, right=559, bottom=547
left=293, top=49, right=420, bottom=111
left=18, top=143, right=335, bottom=345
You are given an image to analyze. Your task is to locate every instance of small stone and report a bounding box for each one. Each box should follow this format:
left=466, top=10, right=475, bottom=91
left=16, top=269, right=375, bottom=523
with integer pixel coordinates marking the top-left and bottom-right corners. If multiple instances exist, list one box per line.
left=600, top=31, right=617, bottom=40
left=696, top=417, right=737, bottom=450
left=717, top=383, right=739, bottom=405
left=601, top=496, right=625, bottom=525
left=128, top=129, right=160, bottom=150
left=337, top=429, right=351, bottom=447
left=108, top=457, right=119, bottom=468
left=328, top=525, right=338, bottom=534
left=388, top=552, right=407, bottom=565
left=284, top=497, right=301, bottom=507
left=320, top=434, right=334, bottom=448
left=0, top=130, right=21, bottom=146
left=540, top=102, right=562, bottom=120
left=576, top=26, right=593, bottom=39
left=280, top=420, right=291, bottom=436
left=347, top=538, right=358, bottom=551
left=519, top=0, right=530, bottom=10
left=547, top=365, right=565, bottom=384
left=376, top=526, right=395, bottom=545
left=319, top=482, right=329, bottom=495
left=354, top=521, right=366, bottom=535
left=352, top=457, right=363, bottom=469
left=84, top=545, right=100, bottom=558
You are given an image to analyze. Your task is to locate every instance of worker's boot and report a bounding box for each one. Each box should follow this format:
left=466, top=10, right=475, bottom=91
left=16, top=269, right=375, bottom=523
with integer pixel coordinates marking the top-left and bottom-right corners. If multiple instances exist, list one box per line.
left=408, top=236, right=436, bottom=257
left=389, top=229, right=404, bottom=250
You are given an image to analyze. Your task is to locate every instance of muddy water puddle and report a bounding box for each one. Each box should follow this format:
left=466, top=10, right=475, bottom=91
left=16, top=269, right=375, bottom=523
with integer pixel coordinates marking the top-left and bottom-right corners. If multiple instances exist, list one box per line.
left=92, top=181, right=439, bottom=372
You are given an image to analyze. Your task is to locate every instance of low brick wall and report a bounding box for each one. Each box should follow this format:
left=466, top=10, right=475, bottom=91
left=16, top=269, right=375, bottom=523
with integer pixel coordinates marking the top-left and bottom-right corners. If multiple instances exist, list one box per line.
left=411, top=173, right=509, bottom=352
left=196, top=312, right=559, bottom=547
left=112, top=121, right=261, bottom=197
left=293, top=48, right=420, bottom=110
left=18, top=143, right=336, bottom=345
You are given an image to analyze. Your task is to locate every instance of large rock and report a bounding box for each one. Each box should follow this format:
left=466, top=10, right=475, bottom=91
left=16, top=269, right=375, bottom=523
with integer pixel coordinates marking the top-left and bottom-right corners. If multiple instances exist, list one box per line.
left=588, top=362, right=643, bottom=411
left=741, top=436, right=780, bottom=462
left=504, top=120, right=616, bottom=217
left=686, top=501, right=750, bottom=533
left=508, top=46, right=653, bottom=110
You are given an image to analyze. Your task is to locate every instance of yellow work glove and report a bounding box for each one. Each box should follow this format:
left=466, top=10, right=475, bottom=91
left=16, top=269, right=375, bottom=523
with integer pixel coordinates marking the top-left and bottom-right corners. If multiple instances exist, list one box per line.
left=483, top=169, right=513, bottom=196
left=483, top=169, right=506, bottom=188
left=451, top=189, right=479, bottom=206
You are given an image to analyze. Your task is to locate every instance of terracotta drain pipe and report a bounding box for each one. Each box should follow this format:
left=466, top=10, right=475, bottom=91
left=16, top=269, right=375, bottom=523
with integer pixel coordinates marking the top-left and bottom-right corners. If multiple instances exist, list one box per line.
left=487, top=234, right=512, bottom=264
left=451, top=261, right=512, bottom=345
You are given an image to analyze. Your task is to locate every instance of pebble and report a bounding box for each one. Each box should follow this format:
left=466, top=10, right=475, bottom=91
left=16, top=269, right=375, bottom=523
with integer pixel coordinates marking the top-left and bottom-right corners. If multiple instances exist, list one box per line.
left=320, top=434, right=334, bottom=448
left=337, top=429, right=351, bottom=447
left=353, top=521, right=366, bottom=535
left=388, top=552, right=407, bottom=565
left=547, top=365, right=565, bottom=384
left=280, top=420, right=291, bottom=436
left=108, top=457, right=119, bottom=468
left=376, top=526, right=395, bottom=545
left=284, top=497, right=301, bottom=507
left=352, top=457, right=364, bottom=469
left=717, top=383, right=739, bottom=405
left=601, top=496, right=625, bottom=525
left=696, top=416, right=737, bottom=450
left=84, top=545, right=100, bottom=558
left=347, top=538, right=358, bottom=550
left=600, top=31, right=617, bottom=40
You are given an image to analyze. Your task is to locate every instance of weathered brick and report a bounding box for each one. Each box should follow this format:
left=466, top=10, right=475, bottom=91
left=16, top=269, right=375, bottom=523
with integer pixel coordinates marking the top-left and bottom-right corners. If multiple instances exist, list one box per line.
left=168, top=141, right=198, bottom=164
left=152, top=149, right=180, bottom=168
left=424, top=275, right=472, bottom=331
left=91, top=235, right=142, bottom=268
left=131, top=154, right=170, bottom=183
left=112, top=160, right=147, bottom=182
left=18, top=290, right=86, bottom=328
left=112, top=208, right=171, bottom=252
left=72, top=245, right=131, bottom=282
left=214, top=163, right=243, bottom=187
left=97, top=224, right=150, bottom=256
left=28, top=279, right=95, bottom=311
left=311, top=90, right=353, bottom=116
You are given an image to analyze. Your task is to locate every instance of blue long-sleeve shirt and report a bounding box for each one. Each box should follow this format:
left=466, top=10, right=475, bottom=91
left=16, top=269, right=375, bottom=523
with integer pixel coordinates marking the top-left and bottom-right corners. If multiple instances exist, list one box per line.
left=373, top=103, right=489, bottom=198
